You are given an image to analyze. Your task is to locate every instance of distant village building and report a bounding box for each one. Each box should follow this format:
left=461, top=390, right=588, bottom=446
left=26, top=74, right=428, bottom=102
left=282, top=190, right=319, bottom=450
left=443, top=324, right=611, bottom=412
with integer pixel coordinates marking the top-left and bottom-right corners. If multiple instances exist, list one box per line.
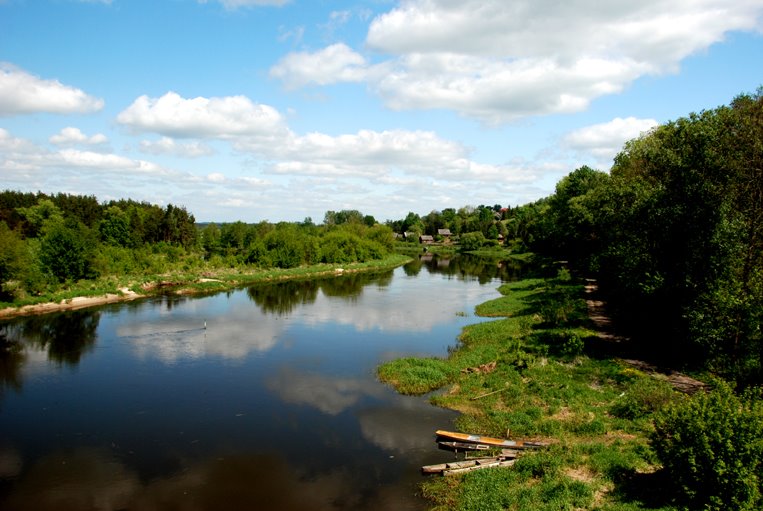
left=437, top=228, right=452, bottom=238
left=419, top=234, right=434, bottom=244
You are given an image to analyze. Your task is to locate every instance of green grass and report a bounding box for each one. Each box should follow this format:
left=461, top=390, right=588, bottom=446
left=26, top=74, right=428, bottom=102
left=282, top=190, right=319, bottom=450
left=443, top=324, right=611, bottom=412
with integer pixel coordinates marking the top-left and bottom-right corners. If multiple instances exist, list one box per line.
left=377, top=357, right=458, bottom=395
left=378, top=273, right=691, bottom=511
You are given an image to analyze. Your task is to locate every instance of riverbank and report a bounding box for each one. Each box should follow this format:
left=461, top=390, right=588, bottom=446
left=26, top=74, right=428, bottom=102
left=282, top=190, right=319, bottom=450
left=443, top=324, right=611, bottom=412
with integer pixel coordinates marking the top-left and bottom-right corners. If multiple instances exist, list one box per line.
left=0, top=253, right=412, bottom=319
left=378, top=272, right=705, bottom=511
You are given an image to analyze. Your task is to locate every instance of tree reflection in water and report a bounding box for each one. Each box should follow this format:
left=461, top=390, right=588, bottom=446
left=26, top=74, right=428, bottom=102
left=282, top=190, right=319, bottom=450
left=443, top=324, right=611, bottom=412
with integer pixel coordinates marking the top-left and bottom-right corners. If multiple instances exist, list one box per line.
left=0, top=327, right=25, bottom=399
left=14, top=310, right=100, bottom=366
left=408, top=252, right=530, bottom=283
left=247, top=279, right=320, bottom=315
left=246, top=270, right=397, bottom=315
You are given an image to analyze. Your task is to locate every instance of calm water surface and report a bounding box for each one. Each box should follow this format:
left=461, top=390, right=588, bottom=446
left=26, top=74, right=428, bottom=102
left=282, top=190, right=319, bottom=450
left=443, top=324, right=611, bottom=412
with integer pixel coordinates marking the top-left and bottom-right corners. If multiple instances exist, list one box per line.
left=0, top=254, right=526, bottom=510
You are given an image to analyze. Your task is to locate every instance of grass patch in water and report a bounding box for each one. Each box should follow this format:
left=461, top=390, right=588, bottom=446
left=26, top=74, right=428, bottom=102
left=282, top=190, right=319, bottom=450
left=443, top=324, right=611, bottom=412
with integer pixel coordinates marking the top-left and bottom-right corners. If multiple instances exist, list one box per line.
left=377, top=357, right=457, bottom=395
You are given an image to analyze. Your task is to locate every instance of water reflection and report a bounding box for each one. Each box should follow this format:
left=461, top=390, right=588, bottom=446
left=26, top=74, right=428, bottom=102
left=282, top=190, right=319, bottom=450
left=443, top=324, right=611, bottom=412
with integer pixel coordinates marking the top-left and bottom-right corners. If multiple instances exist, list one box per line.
left=3, top=447, right=414, bottom=511
left=0, top=310, right=100, bottom=371
left=119, top=305, right=285, bottom=363
left=358, top=402, right=455, bottom=454
left=13, top=310, right=100, bottom=366
left=0, top=331, right=24, bottom=398
left=0, top=253, right=528, bottom=510
left=247, top=279, right=320, bottom=315
left=406, top=253, right=529, bottom=283
left=266, top=367, right=387, bottom=415
left=246, top=270, right=395, bottom=315
left=320, top=270, right=393, bottom=298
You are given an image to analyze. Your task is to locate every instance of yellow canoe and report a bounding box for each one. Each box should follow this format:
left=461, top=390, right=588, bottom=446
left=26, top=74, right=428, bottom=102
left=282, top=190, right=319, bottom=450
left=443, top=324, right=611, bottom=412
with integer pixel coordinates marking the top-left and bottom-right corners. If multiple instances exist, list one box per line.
left=435, top=430, right=547, bottom=450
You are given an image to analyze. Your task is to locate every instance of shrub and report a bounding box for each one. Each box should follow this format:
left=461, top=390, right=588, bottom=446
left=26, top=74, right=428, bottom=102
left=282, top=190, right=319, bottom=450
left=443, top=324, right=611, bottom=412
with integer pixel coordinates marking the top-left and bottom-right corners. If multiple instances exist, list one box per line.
left=611, top=377, right=676, bottom=419
left=460, top=231, right=487, bottom=251
left=320, top=231, right=361, bottom=264
left=534, top=330, right=584, bottom=357
left=650, top=381, right=763, bottom=510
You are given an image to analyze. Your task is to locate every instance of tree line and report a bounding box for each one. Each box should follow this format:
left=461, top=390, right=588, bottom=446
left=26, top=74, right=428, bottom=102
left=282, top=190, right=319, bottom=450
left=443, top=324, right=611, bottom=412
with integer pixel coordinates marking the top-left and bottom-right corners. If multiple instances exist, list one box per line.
left=0, top=194, right=398, bottom=302
left=516, top=89, right=763, bottom=386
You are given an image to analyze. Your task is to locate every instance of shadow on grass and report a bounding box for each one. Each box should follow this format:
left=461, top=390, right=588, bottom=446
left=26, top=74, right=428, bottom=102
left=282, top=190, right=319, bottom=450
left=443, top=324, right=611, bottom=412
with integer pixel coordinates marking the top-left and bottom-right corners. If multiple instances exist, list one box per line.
left=609, top=467, right=679, bottom=510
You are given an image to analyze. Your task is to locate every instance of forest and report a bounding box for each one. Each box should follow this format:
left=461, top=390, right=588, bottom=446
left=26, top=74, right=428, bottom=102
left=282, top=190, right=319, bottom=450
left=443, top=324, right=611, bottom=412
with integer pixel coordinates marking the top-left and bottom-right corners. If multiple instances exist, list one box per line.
left=0, top=193, right=397, bottom=305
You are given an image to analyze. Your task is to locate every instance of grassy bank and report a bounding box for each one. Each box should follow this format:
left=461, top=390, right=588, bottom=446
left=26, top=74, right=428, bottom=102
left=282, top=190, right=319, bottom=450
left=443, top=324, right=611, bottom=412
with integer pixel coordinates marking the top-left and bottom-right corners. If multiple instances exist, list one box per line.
left=0, top=253, right=412, bottom=318
left=378, top=272, right=695, bottom=511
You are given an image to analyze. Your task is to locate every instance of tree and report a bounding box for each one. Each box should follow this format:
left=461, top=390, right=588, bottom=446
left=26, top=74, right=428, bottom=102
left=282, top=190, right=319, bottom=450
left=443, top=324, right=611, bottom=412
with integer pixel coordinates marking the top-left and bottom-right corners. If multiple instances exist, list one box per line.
left=99, top=206, right=131, bottom=247
left=459, top=231, right=486, bottom=251
left=0, top=221, right=26, bottom=294
left=201, top=223, right=221, bottom=258
left=541, top=165, right=609, bottom=267
left=40, top=221, right=94, bottom=282
left=16, top=199, right=64, bottom=238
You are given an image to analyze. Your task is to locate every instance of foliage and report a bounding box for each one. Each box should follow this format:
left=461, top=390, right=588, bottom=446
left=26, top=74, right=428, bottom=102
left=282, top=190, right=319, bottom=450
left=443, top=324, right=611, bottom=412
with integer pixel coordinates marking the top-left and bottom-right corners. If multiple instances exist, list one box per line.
left=0, top=222, right=25, bottom=287
left=459, top=231, right=488, bottom=251
left=518, top=89, right=763, bottom=384
left=0, top=192, right=399, bottom=305
left=651, top=381, right=763, bottom=510
left=610, top=376, right=678, bottom=420
left=39, top=221, right=96, bottom=282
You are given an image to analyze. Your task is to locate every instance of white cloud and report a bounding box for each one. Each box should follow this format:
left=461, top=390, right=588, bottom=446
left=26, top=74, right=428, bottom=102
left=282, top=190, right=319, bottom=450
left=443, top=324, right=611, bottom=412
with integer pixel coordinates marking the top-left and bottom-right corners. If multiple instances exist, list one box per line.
left=56, top=149, right=165, bottom=174
left=563, top=117, right=659, bottom=163
left=0, top=62, right=104, bottom=116
left=139, top=137, right=214, bottom=158
left=234, top=127, right=539, bottom=184
left=0, top=129, right=170, bottom=178
left=50, top=127, right=108, bottom=146
left=372, top=54, right=646, bottom=123
left=271, top=0, right=763, bottom=123
left=117, top=91, right=288, bottom=139
left=270, top=44, right=368, bottom=89
left=0, top=128, right=37, bottom=153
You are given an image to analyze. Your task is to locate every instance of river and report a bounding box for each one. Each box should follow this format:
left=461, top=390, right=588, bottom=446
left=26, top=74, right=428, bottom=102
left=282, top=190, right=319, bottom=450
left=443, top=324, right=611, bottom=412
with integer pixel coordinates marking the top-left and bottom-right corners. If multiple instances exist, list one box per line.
left=0, top=254, right=527, bottom=511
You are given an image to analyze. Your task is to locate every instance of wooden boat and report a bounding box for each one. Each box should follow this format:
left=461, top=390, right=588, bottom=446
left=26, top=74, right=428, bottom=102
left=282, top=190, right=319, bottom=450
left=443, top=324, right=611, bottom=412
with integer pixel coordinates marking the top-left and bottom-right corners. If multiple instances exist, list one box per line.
left=422, top=457, right=517, bottom=476
left=435, top=430, right=547, bottom=450
left=438, top=440, right=491, bottom=451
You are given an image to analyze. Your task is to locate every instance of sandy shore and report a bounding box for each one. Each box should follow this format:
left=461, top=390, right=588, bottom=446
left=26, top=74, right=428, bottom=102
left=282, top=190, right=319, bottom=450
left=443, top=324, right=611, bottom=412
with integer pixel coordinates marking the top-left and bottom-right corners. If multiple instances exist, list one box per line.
left=0, top=288, right=143, bottom=319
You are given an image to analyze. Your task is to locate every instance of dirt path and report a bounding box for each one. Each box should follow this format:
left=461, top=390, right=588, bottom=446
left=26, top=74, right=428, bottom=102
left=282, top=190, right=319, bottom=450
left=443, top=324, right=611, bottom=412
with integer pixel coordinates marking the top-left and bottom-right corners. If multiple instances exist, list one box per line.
left=584, top=279, right=708, bottom=394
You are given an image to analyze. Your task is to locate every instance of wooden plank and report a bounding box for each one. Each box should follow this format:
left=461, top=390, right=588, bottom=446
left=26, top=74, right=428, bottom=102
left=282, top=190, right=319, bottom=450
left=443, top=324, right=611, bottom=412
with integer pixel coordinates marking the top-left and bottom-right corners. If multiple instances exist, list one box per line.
left=444, top=459, right=516, bottom=476
left=422, top=453, right=519, bottom=474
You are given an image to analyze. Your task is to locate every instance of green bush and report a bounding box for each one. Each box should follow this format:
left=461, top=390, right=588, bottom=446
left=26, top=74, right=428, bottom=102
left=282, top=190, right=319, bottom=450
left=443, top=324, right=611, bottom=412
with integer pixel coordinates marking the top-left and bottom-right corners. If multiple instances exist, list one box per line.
left=650, top=381, right=763, bottom=510
left=611, top=377, right=676, bottom=419
left=459, top=231, right=487, bottom=251
left=534, top=330, right=584, bottom=357
left=320, top=231, right=361, bottom=264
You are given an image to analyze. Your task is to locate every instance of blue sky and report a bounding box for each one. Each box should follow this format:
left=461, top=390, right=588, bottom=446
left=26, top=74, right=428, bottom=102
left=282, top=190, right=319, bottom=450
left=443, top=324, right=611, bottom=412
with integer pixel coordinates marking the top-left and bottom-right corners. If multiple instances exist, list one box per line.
left=1, top=0, right=762, bottom=223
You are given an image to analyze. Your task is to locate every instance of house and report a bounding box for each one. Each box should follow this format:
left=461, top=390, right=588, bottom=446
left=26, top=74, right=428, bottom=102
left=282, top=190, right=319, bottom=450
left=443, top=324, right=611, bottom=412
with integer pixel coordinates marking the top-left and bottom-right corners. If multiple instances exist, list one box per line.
left=437, top=228, right=452, bottom=238
left=419, top=234, right=434, bottom=244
